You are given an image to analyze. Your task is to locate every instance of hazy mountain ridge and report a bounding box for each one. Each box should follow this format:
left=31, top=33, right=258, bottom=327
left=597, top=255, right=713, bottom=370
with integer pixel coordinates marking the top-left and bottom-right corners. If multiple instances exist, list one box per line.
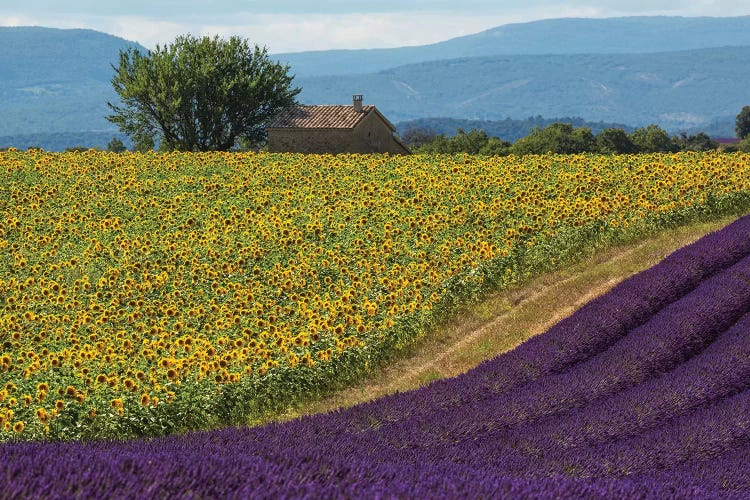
left=0, top=27, right=146, bottom=137
left=0, top=27, right=146, bottom=83
left=276, top=16, right=750, bottom=76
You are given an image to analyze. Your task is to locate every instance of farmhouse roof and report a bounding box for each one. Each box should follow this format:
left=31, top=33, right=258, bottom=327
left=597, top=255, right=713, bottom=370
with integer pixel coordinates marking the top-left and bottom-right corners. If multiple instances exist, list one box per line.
left=267, top=105, right=396, bottom=131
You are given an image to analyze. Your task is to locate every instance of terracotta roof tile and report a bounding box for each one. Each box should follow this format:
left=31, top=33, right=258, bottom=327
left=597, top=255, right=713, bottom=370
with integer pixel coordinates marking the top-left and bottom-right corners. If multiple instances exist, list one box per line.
left=267, top=105, right=376, bottom=129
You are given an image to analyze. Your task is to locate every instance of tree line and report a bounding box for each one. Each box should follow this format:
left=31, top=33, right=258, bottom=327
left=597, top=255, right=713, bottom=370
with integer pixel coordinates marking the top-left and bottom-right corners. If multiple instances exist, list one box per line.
left=396, top=116, right=636, bottom=144
left=403, top=111, right=750, bottom=155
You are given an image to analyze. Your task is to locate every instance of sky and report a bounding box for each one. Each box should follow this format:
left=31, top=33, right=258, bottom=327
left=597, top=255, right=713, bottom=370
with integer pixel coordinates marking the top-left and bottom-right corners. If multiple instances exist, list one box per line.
left=1, top=0, right=750, bottom=53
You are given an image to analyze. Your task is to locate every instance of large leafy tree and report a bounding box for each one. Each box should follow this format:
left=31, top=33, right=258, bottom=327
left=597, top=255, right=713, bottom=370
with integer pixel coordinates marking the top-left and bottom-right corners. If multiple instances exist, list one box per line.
left=107, top=35, right=300, bottom=151
left=737, top=105, right=750, bottom=139
left=629, top=124, right=677, bottom=153
left=511, top=123, right=595, bottom=155
left=595, top=128, right=637, bottom=154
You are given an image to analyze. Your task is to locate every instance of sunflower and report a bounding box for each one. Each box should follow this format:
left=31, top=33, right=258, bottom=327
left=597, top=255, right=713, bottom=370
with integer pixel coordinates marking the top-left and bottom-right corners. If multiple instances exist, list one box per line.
left=36, top=408, right=50, bottom=425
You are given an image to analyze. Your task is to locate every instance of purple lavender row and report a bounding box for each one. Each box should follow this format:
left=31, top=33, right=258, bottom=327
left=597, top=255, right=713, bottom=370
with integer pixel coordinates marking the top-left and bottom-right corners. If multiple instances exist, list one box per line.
left=516, top=310, right=750, bottom=452
left=248, top=357, right=750, bottom=495
left=2, top=434, right=746, bottom=499
left=384, top=312, right=750, bottom=480
left=562, top=385, right=750, bottom=480
left=632, top=445, right=750, bottom=494
left=405, top=250, right=750, bottom=443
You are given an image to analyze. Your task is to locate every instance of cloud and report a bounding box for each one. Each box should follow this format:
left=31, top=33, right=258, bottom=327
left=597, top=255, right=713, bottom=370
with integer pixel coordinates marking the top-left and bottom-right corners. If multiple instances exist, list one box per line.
left=0, top=13, right=52, bottom=27
left=105, top=16, right=189, bottom=47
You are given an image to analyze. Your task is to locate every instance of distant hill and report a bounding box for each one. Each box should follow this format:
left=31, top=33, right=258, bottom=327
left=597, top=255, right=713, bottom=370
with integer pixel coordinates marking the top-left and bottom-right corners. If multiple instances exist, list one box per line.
left=276, top=16, right=750, bottom=76
left=296, top=45, right=750, bottom=130
left=395, top=117, right=635, bottom=143
left=0, top=132, right=132, bottom=151
left=0, top=27, right=145, bottom=137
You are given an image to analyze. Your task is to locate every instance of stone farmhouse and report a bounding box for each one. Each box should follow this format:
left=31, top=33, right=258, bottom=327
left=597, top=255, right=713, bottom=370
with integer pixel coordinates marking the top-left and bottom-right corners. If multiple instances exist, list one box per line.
left=266, top=95, right=410, bottom=154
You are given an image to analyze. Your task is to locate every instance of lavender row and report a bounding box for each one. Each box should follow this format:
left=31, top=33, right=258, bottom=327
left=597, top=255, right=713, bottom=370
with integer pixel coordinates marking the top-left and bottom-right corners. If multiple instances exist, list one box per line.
left=2, top=421, right=748, bottom=499
left=2, top=215, right=750, bottom=497
left=394, top=315, right=750, bottom=480
left=517, top=310, right=750, bottom=452
left=356, top=251, right=750, bottom=448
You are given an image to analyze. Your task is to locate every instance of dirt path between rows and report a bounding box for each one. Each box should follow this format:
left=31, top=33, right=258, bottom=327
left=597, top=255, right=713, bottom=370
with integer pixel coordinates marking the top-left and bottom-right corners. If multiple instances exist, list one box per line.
left=395, top=276, right=622, bottom=388
left=276, top=217, right=735, bottom=421
left=367, top=241, right=646, bottom=394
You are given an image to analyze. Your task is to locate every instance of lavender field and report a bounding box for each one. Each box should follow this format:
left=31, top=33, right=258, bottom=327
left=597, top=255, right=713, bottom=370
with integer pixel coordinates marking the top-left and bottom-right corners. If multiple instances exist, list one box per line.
left=3, top=213, right=750, bottom=498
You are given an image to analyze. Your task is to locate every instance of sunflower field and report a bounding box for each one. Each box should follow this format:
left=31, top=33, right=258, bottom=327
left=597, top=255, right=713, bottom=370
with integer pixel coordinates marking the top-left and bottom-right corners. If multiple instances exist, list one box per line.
left=1, top=149, right=749, bottom=441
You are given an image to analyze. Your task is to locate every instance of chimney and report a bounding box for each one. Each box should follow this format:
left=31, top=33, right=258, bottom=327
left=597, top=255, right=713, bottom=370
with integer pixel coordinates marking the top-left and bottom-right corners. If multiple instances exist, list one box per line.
left=352, top=94, right=363, bottom=113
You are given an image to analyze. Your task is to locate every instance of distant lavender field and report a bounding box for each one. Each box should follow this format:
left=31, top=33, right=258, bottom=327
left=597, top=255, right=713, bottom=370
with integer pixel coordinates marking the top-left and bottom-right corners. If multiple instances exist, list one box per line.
left=3, top=214, right=750, bottom=498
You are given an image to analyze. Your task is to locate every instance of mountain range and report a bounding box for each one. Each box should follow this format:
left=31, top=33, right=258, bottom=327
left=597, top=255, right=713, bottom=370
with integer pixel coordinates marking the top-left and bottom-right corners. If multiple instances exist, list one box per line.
left=295, top=45, right=749, bottom=130
left=277, top=16, right=750, bottom=76
left=2, top=17, right=749, bottom=150
left=0, top=27, right=145, bottom=146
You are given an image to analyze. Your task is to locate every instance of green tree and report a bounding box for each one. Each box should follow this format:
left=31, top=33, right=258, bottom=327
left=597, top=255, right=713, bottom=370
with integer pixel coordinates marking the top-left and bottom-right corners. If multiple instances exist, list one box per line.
left=415, top=134, right=451, bottom=153
left=107, top=137, right=127, bottom=153
left=401, top=127, right=437, bottom=149
left=511, top=123, right=595, bottom=155
left=107, top=34, right=300, bottom=152
left=738, top=136, right=750, bottom=153
left=479, top=137, right=512, bottom=156
left=736, top=106, right=750, bottom=139
left=629, top=124, right=677, bottom=153
left=451, top=129, right=495, bottom=154
left=414, top=128, right=510, bottom=155
left=595, top=128, right=637, bottom=154
left=674, top=132, right=718, bottom=152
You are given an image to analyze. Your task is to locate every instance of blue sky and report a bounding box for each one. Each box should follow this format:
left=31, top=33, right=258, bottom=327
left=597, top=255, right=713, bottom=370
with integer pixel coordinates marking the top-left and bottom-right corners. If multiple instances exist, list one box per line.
left=2, top=1, right=749, bottom=53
